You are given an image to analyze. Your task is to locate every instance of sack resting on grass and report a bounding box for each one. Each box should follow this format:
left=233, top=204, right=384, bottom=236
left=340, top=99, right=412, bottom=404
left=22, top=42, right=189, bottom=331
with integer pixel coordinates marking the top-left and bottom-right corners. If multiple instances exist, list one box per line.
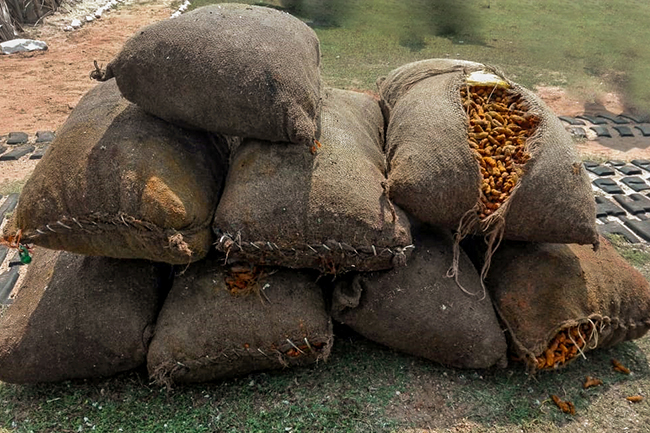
left=147, top=257, right=332, bottom=386
left=331, top=227, right=508, bottom=369
left=214, top=88, right=412, bottom=273
left=94, top=3, right=322, bottom=147
left=486, top=236, right=650, bottom=371
left=378, top=59, right=598, bottom=250
left=6, top=79, right=228, bottom=265
left=0, top=248, right=167, bottom=384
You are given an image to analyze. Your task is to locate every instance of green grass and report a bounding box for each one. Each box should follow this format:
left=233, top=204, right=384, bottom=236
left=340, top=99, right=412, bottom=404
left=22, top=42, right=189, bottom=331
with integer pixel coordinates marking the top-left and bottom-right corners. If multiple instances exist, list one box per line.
left=580, top=153, right=610, bottom=164
left=617, top=247, right=650, bottom=269
left=0, top=336, right=403, bottom=432
left=0, top=334, right=406, bottom=432
left=607, top=234, right=650, bottom=281
left=190, top=0, right=650, bottom=114
left=0, top=177, right=27, bottom=196
left=2, top=330, right=649, bottom=432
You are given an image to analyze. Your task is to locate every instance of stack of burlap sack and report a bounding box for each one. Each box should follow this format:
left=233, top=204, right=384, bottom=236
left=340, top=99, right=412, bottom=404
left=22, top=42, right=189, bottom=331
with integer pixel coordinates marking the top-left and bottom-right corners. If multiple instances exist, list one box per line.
left=0, top=3, right=648, bottom=386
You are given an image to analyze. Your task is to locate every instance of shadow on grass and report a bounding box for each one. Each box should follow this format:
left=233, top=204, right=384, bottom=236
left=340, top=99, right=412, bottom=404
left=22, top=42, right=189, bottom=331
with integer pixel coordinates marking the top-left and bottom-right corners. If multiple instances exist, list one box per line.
left=2, top=328, right=648, bottom=432
left=0, top=330, right=415, bottom=432
left=391, top=342, right=648, bottom=432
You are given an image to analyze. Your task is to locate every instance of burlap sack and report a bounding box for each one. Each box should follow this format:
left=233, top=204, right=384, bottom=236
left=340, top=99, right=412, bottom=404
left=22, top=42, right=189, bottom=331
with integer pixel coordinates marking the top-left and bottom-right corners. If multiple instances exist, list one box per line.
left=0, top=248, right=166, bottom=383
left=214, top=88, right=412, bottom=273
left=147, top=258, right=332, bottom=386
left=486, top=237, right=650, bottom=371
left=378, top=59, right=598, bottom=246
left=331, top=227, right=508, bottom=369
left=94, top=3, right=321, bottom=146
left=7, top=79, right=228, bottom=264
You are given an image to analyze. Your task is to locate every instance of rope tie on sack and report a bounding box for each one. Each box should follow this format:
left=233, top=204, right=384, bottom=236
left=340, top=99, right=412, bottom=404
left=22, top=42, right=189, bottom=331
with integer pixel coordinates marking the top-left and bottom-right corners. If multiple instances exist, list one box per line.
left=90, top=60, right=113, bottom=82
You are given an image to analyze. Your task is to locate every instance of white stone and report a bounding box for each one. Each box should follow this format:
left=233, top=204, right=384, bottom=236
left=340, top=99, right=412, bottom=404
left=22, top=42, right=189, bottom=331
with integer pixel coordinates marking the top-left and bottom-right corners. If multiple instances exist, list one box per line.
left=170, top=11, right=181, bottom=18
left=1, top=38, right=48, bottom=55
left=64, top=25, right=74, bottom=32
left=85, top=15, right=94, bottom=22
left=94, top=9, right=103, bottom=18
left=71, top=19, right=82, bottom=29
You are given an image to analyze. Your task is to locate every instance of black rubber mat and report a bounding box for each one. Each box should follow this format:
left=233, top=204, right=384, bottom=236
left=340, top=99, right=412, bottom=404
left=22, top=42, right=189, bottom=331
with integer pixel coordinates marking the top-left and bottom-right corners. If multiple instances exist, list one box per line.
left=590, top=126, right=612, bottom=137
left=595, top=196, right=627, bottom=217
left=0, top=145, right=35, bottom=161
left=558, top=116, right=585, bottom=125
left=598, top=221, right=640, bottom=243
left=635, top=125, right=650, bottom=137
left=597, top=113, right=630, bottom=124
left=617, top=165, right=643, bottom=176
left=6, top=132, right=28, bottom=145
left=624, top=219, right=650, bottom=243
left=0, top=267, right=19, bottom=305
left=621, top=176, right=650, bottom=192
left=587, top=165, right=616, bottom=176
left=577, top=114, right=608, bottom=125
left=620, top=114, right=649, bottom=123
left=632, top=159, right=650, bottom=171
left=614, top=194, right=650, bottom=214
left=30, top=145, right=49, bottom=160
left=613, top=125, right=635, bottom=137
left=593, top=178, right=624, bottom=194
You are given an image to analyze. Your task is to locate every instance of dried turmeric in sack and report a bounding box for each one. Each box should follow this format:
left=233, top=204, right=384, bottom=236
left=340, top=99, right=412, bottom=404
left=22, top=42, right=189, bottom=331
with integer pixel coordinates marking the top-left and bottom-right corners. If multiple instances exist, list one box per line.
left=378, top=59, right=598, bottom=247
left=485, top=236, right=650, bottom=371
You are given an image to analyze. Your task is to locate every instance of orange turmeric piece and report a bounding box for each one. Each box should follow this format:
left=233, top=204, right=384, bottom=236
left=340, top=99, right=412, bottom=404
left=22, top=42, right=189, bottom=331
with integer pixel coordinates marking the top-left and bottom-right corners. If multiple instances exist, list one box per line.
left=612, top=359, right=631, bottom=375
left=583, top=376, right=603, bottom=389
left=224, top=265, right=264, bottom=296
left=626, top=395, right=644, bottom=403
left=551, top=395, right=576, bottom=415
left=534, top=322, right=596, bottom=370
left=284, top=341, right=325, bottom=358
left=461, top=84, right=539, bottom=221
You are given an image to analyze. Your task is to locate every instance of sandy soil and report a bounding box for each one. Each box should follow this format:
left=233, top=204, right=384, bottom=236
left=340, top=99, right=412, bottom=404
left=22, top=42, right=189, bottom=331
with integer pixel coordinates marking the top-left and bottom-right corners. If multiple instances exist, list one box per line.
left=0, top=0, right=174, bottom=183
left=0, top=0, right=174, bottom=135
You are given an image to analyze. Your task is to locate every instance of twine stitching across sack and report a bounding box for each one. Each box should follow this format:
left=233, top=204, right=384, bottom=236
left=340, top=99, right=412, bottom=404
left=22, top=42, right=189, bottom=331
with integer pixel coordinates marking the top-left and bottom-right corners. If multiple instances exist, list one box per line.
left=215, top=231, right=414, bottom=273
left=18, top=213, right=203, bottom=261
left=150, top=335, right=331, bottom=390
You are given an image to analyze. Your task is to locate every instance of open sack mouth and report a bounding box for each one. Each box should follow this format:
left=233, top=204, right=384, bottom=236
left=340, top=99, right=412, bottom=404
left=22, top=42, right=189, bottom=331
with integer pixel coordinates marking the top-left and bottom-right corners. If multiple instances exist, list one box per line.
left=461, top=71, right=540, bottom=223
left=531, top=320, right=601, bottom=371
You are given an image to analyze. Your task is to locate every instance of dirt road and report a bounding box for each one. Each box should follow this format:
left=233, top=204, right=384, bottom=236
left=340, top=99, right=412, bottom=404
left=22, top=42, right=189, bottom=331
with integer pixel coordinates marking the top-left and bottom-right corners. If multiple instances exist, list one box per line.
left=0, top=0, right=174, bottom=135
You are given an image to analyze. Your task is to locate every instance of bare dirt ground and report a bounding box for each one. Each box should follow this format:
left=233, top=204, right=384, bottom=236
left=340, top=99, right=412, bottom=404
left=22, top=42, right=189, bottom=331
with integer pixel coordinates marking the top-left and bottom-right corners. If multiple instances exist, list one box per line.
left=0, top=0, right=174, bottom=135
left=0, top=0, right=175, bottom=184
left=535, top=86, right=650, bottom=160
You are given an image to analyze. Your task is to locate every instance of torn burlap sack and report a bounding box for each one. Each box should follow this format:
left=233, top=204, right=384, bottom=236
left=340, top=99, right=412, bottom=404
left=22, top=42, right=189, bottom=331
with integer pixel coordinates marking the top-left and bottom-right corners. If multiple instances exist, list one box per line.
left=486, top=236, right=650, bottom=371
left=378, top=59, right=598, bottom=248
left=6, top=79, right=228, bottom=264
left=147, top=257, right=332, bottom=386
left=0, top=247, right=167, bottom=383
left=331, top=227, right=507, bottom=369
left=214, top=88, right=412, bottom=273
left=93, top=3, right=321, bottom=147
